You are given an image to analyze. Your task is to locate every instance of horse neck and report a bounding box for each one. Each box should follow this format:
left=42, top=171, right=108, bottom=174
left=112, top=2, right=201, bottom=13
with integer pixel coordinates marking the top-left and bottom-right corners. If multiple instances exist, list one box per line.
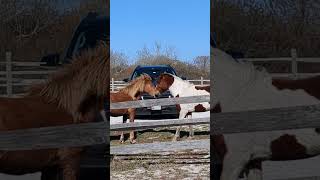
left=168, top=76, right=193, bottom=97
left=121, top=81, right=144, bottom=99
left=212, top=48, right=267, bottom=108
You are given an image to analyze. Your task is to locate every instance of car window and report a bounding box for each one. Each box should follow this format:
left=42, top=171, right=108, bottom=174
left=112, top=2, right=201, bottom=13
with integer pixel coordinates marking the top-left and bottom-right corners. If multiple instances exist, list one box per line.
left=72, top=32, right=87, bottom=57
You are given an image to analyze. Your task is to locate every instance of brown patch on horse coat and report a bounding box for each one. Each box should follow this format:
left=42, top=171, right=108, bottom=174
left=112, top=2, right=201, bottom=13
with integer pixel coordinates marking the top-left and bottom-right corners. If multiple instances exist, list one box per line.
left=195, top=86, right=210, bottom=92
left=156, top=74, right=174, bottom=93
left=270, top=134, right=309, bottom=160
left=194, top=104, right=206, bottom=112
left=272, top=76, right=320, bottom=99
left=212, top=134, right=227, bottom=159
left=212, top=103, right=221, bottom=113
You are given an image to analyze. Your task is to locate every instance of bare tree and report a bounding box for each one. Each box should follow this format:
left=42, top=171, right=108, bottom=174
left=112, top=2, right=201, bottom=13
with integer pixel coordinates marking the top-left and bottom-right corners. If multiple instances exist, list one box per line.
left=110, top=50, right=128, bottom=75
left=193, top=56, right=210, bottom=73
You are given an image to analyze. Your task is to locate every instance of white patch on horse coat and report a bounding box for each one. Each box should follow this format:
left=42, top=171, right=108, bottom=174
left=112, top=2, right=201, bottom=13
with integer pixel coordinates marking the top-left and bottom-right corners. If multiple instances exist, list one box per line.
left=168, top=75, right=210, bottom=112
left=212, top=48, right=319, bottom=112
left=212, top=48, right=320, bottom=180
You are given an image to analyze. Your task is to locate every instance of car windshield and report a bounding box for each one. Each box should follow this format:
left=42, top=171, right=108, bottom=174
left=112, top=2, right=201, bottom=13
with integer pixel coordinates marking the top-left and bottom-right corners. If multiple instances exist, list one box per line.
left=132, top=68, right=176, bottom=79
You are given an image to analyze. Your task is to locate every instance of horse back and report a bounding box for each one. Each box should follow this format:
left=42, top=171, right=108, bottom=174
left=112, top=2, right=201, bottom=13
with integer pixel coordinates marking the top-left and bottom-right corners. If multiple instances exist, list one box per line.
left=272, top=76, right=320, bottom=100
left=0, top=97, right=74, bottom=130
left=195, top=86, right=210, bottom=93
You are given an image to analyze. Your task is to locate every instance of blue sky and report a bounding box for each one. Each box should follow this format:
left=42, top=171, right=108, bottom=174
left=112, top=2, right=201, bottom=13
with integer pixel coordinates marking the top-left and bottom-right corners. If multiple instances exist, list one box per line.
left=111, top=0, right=209, bottom=63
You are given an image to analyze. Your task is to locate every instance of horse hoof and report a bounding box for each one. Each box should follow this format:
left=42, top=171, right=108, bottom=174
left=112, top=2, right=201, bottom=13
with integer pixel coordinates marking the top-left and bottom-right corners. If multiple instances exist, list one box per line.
left=130, top=139, right=137, bottom=144
left=187, top=136, right=194, bottom=140
left=172, top=136, right=180, bottom=142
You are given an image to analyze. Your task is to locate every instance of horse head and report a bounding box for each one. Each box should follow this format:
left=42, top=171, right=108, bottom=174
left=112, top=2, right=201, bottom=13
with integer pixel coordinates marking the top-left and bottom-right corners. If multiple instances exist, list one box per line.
left=156, top=73, right=174, bottom=93
left=27, top=41, right=110, bottom=122
left=137, top=73, right=160, bottom=98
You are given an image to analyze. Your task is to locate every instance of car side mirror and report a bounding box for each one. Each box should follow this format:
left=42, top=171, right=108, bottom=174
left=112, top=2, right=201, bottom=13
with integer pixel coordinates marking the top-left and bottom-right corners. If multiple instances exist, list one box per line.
left=123, top=78, right=129, bottom=82
left=181, top=76, right=187, bottom=80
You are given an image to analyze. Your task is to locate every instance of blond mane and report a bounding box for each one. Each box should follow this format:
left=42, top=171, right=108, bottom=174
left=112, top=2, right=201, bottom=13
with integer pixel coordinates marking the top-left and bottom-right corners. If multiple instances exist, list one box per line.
left=27, top=42, right=110, bottom=121
left=119, top=74, right=152, bottom=98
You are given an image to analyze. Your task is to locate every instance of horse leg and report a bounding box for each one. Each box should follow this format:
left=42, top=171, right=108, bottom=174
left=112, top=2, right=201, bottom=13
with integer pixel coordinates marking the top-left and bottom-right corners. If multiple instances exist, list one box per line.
left=247, top=168, right=263, bottom=180
left=128, top=108, right=136, bottom=144
left=173, top=110, right=188, bottom=141
left=58, top=148, right=82, bottom=180
left=246, top=160, right=263, bottom=180
left=220, top=152, right=251, bottom=180
left=187, top=114, right=194, bottom=140
left=100, top=110, right=107, bottom=121
left=120, top=115, right=127, bottom=143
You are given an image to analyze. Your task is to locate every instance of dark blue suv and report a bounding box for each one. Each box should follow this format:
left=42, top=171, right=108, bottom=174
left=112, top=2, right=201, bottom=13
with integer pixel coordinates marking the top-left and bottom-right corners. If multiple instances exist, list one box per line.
left=41, top=12, right=109, bottom=65
left=124, top=65, right=183, bottom=118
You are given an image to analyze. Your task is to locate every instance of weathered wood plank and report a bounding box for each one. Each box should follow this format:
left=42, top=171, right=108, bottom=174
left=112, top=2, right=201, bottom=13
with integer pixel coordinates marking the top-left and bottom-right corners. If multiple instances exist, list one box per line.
left=240, top=57, right=320, bottom=63
left=110, top=95, right=210, bottom=109
left=0, top=70, right=55, bottom=75
left=110, top=117, right=209, bottom=131
left=110, top=139, right=209, bottom=155
left=212, top=103, right=320, bottom=134
left=0, top=121, right=109, bottom=150
left=275, top=177, right=320, bottom=180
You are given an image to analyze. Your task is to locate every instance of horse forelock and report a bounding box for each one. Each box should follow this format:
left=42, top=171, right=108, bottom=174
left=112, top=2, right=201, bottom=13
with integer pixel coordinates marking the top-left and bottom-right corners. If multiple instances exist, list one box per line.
left=27, top=42, right=110, bottom=121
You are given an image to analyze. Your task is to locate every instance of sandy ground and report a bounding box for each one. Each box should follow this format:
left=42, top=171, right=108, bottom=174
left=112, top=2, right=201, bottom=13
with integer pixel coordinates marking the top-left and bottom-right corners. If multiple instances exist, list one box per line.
left=110, top=112, right=210, bottom=180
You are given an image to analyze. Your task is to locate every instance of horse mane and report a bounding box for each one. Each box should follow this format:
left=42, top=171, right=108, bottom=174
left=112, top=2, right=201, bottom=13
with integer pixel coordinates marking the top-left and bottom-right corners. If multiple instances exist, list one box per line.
left=160, top=72, right=194, bottom=87
left=27, top=42, right=110, bottom=121
left=119, top=74, right=152, bottom=98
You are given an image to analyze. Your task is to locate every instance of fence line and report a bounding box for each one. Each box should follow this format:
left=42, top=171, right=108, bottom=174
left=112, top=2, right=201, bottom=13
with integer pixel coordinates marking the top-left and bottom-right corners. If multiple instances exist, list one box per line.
left=240, top=48, right=320, bottom=79
left=3, top=49, right=320, bottom=95
left=110, top=95, right=209, bottom=109
left=111, top=117, right=209, bottom=131
left=2, top=100, right=320, bottom=150
left=0, top=52, right=210, bottom=96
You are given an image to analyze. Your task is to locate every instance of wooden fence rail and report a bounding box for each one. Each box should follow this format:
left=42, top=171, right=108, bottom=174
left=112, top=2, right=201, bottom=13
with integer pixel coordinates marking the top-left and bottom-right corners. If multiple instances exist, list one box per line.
left=0, top=96, right=319, bottom=152
left=0, top=95, right=210, bottom=150
left=110, top=95, right=210, bottom=109
left=110, top=117, right=209, bottom=131
left=240, top=48, right=320, bottom=79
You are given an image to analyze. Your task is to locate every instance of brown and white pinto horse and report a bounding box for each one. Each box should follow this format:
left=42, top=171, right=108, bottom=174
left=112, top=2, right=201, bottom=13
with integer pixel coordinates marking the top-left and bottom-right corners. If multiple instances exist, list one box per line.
left=0, top=43, right=109, bottom=180
left=212, top=48, right=320, bottom=180
left=110, top=74, right=160, bottom=144
left=156, top=73, right=210, bottom=141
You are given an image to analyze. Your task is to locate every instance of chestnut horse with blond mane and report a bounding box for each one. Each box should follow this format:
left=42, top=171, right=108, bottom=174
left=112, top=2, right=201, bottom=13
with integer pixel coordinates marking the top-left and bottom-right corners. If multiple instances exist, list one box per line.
left=0, top=42, right=109, bottom=180
left=110, top=74, right=159, bottom=144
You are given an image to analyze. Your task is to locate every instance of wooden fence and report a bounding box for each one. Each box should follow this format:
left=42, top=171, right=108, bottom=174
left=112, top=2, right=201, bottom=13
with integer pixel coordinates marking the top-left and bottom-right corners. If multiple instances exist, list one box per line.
left=2, top=50, right=320, bottom=179
left=0, top=51, right=210, bottom=96
left=0, top=89, right=319, bottom=179
left=240, top=48, right=320, bottom=79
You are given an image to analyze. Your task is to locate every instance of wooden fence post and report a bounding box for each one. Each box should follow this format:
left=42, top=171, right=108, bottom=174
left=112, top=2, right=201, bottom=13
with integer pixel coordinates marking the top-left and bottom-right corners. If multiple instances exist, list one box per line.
left=291, top=48, right=298, bottom=79
left=6, top=52, right=12, bottom=97
left=201, top=76, right=204, bottom=86
left=111, top=78, right=114, bottom=92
